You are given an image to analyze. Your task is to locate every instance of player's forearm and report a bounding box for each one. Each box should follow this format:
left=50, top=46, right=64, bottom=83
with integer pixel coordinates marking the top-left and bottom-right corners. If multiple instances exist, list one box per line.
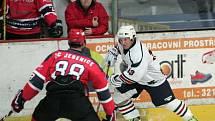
left=95, top=84, right=115, bottom=115
left=22, top=73, right=44, bottom=101
left=38, top=2, right=57, bottom=26
left=22, top=83, right=39, bottom=101
left=102, top=98, right=115, bottom=115
left=96, top=91, right=115, bottom=115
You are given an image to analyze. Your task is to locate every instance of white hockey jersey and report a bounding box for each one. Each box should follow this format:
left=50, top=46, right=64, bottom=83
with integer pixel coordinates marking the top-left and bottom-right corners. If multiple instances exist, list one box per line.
left=117, top=39, right=166, bottom=87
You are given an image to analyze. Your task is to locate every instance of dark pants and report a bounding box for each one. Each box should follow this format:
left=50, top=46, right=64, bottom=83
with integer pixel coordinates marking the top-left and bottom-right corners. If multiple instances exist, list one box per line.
left=32, top=93, right=100, bottom=121
left=117, top=80, right=175, bottom=106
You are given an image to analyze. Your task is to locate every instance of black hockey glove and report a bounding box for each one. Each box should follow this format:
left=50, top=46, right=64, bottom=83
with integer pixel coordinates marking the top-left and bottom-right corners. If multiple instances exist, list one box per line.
left=11, top=90, right=26, bottom=113
left=48, top=19, right=63, bottom=38
left=102, top=110, right=116, bottom=121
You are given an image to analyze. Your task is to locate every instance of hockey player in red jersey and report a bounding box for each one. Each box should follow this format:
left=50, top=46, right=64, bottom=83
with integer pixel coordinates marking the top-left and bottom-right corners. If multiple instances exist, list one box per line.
left=11, top=29, right=116, bottom=121
left=3, top=0, right=63, bottom=39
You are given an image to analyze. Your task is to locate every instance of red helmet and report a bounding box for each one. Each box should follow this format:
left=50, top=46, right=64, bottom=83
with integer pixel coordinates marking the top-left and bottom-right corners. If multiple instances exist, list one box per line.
left=68, top=29, right=86, bottom=46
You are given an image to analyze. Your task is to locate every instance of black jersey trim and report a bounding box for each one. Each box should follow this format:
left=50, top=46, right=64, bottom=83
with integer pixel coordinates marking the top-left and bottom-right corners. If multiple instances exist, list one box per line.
left=131, top=42, right=143, bottom=67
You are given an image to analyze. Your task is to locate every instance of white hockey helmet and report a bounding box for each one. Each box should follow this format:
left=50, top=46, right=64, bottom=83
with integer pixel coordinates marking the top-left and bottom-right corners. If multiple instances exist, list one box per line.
left=117, top=25, right=136, bottom=41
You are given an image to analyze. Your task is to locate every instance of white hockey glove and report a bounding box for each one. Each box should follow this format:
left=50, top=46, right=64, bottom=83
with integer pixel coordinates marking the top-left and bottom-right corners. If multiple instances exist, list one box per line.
left=108, top=75, right=123, bottom=87
left=104, top=47, right=119, bottom=67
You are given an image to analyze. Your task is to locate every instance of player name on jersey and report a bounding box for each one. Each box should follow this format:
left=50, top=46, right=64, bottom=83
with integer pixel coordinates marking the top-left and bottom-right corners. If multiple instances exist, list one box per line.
left=63, top=53, right=95, bottom=67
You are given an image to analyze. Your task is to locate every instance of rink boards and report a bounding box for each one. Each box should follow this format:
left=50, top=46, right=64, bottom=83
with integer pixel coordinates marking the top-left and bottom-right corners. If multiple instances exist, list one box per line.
left=0, top=30, right=215, bottom=120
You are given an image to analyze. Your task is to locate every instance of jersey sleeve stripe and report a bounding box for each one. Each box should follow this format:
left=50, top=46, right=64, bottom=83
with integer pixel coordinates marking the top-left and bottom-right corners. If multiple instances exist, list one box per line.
left=29, top=74, right=44, bottom=91
left=119, top=73, right=136, bottom=84
left=34, top=70, right=46, bottom=81
left=97, top=88, right=112, bottom=102
left=39, top=4, right=56, bottom=17
left=15, top=17, right=41, bottom=21
left=27, top=81, right=42, bottom=92
left=99, top=97, right=113, bottom=104
left=43, top=12, right=57, bottom=17
left=94, top=84, right=109, bottom=92
left=39, top=4, right=54, bottom=12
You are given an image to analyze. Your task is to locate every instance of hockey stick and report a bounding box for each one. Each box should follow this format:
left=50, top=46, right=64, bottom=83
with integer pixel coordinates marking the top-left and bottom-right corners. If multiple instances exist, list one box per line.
left=96, top=61, right=110, bottom=114
left=0, top=110, right=13, bottom=121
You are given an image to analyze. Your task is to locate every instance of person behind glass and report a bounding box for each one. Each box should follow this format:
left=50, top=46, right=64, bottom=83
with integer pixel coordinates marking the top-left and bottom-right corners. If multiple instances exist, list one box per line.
left=10, top=29, right=116, bottom=121
left=2, top=0, right=63, bottom=40
left=195, top=0, right=214, bottom=27
left=104, top=25, right=198, bottom=121
left=0, top=0, right=3, bottom=39
left=65, top=0, right=109, bottom=35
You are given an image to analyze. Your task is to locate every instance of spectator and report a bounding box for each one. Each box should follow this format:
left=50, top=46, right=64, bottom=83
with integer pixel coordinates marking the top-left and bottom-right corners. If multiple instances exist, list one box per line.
left=0, top=0, right=3, bottom=39
left=65, top=0, right=109, bottom=36
left=195, top=0, right=214, bottom=27
left=2, top=0, right=63, bottom=40
left=11, top=29, right=116, bottom=121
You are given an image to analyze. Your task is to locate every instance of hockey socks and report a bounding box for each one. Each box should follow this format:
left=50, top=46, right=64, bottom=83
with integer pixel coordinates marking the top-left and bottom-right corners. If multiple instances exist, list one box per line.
left=164, top=99, right=196, bottom=121
left=117, top=100, right=140, bottom=120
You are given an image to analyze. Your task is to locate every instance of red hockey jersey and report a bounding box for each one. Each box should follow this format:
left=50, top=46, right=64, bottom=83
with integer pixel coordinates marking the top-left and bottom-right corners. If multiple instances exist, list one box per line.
left=6, top=0, right=57, bottom=35
left=22, top=49, right=115, bottom=115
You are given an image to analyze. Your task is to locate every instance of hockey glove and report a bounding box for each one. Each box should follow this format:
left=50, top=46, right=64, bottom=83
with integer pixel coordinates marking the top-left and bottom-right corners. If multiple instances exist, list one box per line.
left=11, top=90, right=26, bottom=113
left=102, top=109, right=116, bottom=121
left=108, top=75, right=123, bottom=87
left=48, top=19, right=63, bottom=38
left=104, top=47, right=119, bottom=67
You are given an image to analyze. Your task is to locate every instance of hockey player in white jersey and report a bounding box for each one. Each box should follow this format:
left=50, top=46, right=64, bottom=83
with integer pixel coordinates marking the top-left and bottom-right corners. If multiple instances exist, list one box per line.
left=104, top=25, right=198, bottom=121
